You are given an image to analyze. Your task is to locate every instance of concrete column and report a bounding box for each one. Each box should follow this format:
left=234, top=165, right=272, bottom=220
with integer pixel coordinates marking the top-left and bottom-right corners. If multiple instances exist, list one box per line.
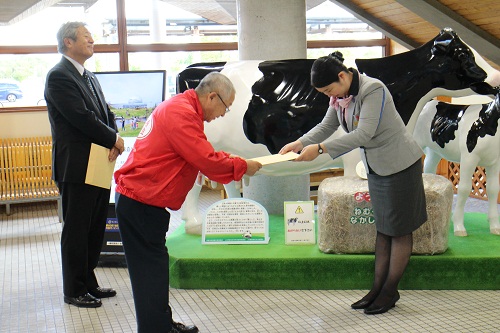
left=237, top=0, right=307, bottom=60
left=150, top=0, right=166, bottom=69
left=243, top=174, right=311, bottom=214
left=237, top=0, right=310, bottom=214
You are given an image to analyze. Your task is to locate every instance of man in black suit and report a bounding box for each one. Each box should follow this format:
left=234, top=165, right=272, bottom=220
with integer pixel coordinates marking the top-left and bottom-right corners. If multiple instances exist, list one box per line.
left=45, top=21, right=124, bottom=308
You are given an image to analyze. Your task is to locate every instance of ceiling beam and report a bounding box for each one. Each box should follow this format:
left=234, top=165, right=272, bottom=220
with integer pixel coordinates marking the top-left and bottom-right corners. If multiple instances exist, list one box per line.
left=1, top=0, right=99, bottom=26
left=396, top=0, right=500, bottom=64
left=216, top=0, right=237, bottom=21
left=330, top=0, right=420, bottom=49
left=2, top=0, right=61, bottom=25
left=306, top=0, right=327, bottom=11
left=163, top=0, right=236, bottom=25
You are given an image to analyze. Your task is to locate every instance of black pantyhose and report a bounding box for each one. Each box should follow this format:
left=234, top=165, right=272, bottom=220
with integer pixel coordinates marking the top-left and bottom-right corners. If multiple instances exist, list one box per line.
left=358, top=231, right=413, bottom=307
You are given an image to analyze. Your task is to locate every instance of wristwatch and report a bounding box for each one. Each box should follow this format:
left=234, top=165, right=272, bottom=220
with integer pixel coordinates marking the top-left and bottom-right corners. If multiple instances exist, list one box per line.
left=318, top=143, right=323, bottom=154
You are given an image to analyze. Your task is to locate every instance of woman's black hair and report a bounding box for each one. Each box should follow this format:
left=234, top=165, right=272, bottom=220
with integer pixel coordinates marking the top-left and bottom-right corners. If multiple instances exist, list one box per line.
left=310, top=51, right=348, bottom=88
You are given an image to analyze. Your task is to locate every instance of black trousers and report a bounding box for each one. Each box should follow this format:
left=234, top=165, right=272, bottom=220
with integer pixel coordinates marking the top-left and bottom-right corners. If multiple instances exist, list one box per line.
left=58, top=182, right=110, bottom=297
left=115, top=193, right=172, bottom=333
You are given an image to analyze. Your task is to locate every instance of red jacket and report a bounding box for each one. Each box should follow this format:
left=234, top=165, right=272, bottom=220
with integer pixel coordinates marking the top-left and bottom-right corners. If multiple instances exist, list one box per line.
left=114, top=89, right=247, bottom=209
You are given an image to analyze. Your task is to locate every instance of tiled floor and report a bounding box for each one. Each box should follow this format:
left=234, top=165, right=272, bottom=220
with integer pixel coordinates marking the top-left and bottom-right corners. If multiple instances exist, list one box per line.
left=1, top=189, right=499, bottom=333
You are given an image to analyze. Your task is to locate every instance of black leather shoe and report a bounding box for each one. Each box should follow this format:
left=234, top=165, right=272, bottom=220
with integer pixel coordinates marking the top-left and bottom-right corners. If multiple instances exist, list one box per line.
left=170, top=321, right=199, bottom=333
left=351, top=298, right=373, bottom=309
left=64, top=293, right=102, bottom=308
left=89, top=287, right=117, bottom=298
left=364, top=292, right=400, bottom=315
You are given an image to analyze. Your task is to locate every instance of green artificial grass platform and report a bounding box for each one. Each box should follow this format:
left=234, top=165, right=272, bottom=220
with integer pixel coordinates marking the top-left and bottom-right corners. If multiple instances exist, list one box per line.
left=167, top=213, right=500, bottom=290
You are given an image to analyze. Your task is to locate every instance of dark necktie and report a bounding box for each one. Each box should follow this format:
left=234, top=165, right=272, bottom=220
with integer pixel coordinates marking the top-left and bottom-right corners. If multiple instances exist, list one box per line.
left=83, top=70, right=108, bottom=124
left=83, top=70, right=98, bottom=100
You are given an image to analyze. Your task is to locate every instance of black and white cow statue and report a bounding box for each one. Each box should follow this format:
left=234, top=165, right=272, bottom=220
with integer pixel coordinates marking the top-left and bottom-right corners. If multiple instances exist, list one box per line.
left=414, top=82, right=500, bottom=236
left=178, top=27, right=492, bottom=234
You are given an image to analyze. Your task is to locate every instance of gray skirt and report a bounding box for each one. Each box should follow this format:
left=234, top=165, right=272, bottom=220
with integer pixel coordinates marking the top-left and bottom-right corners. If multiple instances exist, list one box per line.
left=367, top=159, right=427, bottom=237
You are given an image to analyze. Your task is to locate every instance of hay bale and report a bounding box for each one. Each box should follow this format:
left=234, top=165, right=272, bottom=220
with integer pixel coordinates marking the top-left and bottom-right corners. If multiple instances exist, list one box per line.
left=318, top=177, right=376, bottom=254
left=414, top=174, right=454, bottom=254
left=318, top=174, right=453, bottom=255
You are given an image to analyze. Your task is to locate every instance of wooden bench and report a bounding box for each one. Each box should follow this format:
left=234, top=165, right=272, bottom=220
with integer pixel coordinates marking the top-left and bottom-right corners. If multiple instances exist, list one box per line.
left=0, top=136, right=62, bottom=222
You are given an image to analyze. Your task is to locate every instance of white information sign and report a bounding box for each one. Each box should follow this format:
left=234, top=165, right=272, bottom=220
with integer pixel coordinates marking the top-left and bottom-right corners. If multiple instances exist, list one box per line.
left=284, top=201, right=316, bottom=245
left=202, top=198, right=269, bottom=244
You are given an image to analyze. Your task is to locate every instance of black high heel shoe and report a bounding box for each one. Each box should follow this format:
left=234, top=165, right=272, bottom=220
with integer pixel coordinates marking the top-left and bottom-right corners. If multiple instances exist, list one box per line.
left=351, top=298, right=373, bottom=309
left=364, top=292, right=400, bottom=315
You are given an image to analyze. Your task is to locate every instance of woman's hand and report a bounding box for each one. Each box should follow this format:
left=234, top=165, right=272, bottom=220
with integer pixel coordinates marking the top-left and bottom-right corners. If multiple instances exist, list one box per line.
left=295, top=144, right=325, bottom=161
left=279, top=140, right=303, bottom=154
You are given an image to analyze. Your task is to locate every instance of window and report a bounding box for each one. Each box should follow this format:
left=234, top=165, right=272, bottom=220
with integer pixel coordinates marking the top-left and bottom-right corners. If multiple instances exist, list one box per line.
left=128, top=50, right=239, bottom=98
left=307, top=47, right=384, bottom=69
left=306, top=1, right=383, bottom=41
left=124, top=0, right=238, bottom=44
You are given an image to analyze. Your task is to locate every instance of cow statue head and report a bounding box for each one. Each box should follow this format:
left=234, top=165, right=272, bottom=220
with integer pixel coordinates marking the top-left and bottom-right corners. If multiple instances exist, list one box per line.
left=431, top=27, right=487, bottom=86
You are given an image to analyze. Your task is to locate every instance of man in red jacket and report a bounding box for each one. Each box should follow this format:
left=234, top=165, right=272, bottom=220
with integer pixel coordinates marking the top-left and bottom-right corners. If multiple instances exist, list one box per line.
left=114, top=72, right=262, bottom=333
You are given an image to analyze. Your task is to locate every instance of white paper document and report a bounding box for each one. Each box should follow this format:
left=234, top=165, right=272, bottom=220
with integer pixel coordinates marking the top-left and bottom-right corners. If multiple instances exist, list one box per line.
left=248, top=152, right=299, bottom=166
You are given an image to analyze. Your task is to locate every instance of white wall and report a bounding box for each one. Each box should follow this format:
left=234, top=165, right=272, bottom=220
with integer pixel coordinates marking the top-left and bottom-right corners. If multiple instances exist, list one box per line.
left=0, top=110, right=51, bottom=138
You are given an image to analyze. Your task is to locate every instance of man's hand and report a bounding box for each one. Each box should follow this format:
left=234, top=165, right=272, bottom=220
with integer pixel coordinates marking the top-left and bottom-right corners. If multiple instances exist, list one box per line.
left=108, top=146, right=120, bottom=162
left=115, top=134, right=125, bottom=154
left=245, top=160, right=262, bottom=176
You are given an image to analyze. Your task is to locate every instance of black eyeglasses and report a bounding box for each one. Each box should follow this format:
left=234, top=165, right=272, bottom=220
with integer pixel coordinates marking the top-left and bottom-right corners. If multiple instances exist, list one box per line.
left=216, top=93, right=230, bottom=113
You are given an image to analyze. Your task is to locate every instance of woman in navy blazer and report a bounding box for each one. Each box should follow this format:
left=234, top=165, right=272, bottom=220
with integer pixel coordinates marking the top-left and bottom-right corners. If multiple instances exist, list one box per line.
left=280, top=52, right=427, bottom=315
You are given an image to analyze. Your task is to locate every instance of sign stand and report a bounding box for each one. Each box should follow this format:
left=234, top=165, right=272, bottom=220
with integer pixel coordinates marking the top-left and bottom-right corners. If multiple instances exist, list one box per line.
left=202, top=198, right=269, bottom=244
left=284, top=201, right=316, bottom=245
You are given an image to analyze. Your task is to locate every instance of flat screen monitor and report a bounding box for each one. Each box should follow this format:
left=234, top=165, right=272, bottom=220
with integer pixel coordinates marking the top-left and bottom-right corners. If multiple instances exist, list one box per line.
left=94, top=70, right=166, bottom=111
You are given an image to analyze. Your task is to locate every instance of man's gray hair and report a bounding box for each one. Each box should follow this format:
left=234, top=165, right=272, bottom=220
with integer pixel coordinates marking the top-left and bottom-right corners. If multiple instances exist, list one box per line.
left=57, top=21, right=87, bottom=54
left=195, top=72, right=235, bottom=100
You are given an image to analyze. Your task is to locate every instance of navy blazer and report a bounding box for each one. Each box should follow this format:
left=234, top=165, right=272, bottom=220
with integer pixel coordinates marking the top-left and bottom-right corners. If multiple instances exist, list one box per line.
left=45, top=57, right=118, bottom=183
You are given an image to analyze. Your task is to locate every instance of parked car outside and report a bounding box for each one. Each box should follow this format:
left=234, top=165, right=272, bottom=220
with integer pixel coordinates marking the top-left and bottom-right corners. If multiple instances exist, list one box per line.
left=0, top=80, right=23, bottom=102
